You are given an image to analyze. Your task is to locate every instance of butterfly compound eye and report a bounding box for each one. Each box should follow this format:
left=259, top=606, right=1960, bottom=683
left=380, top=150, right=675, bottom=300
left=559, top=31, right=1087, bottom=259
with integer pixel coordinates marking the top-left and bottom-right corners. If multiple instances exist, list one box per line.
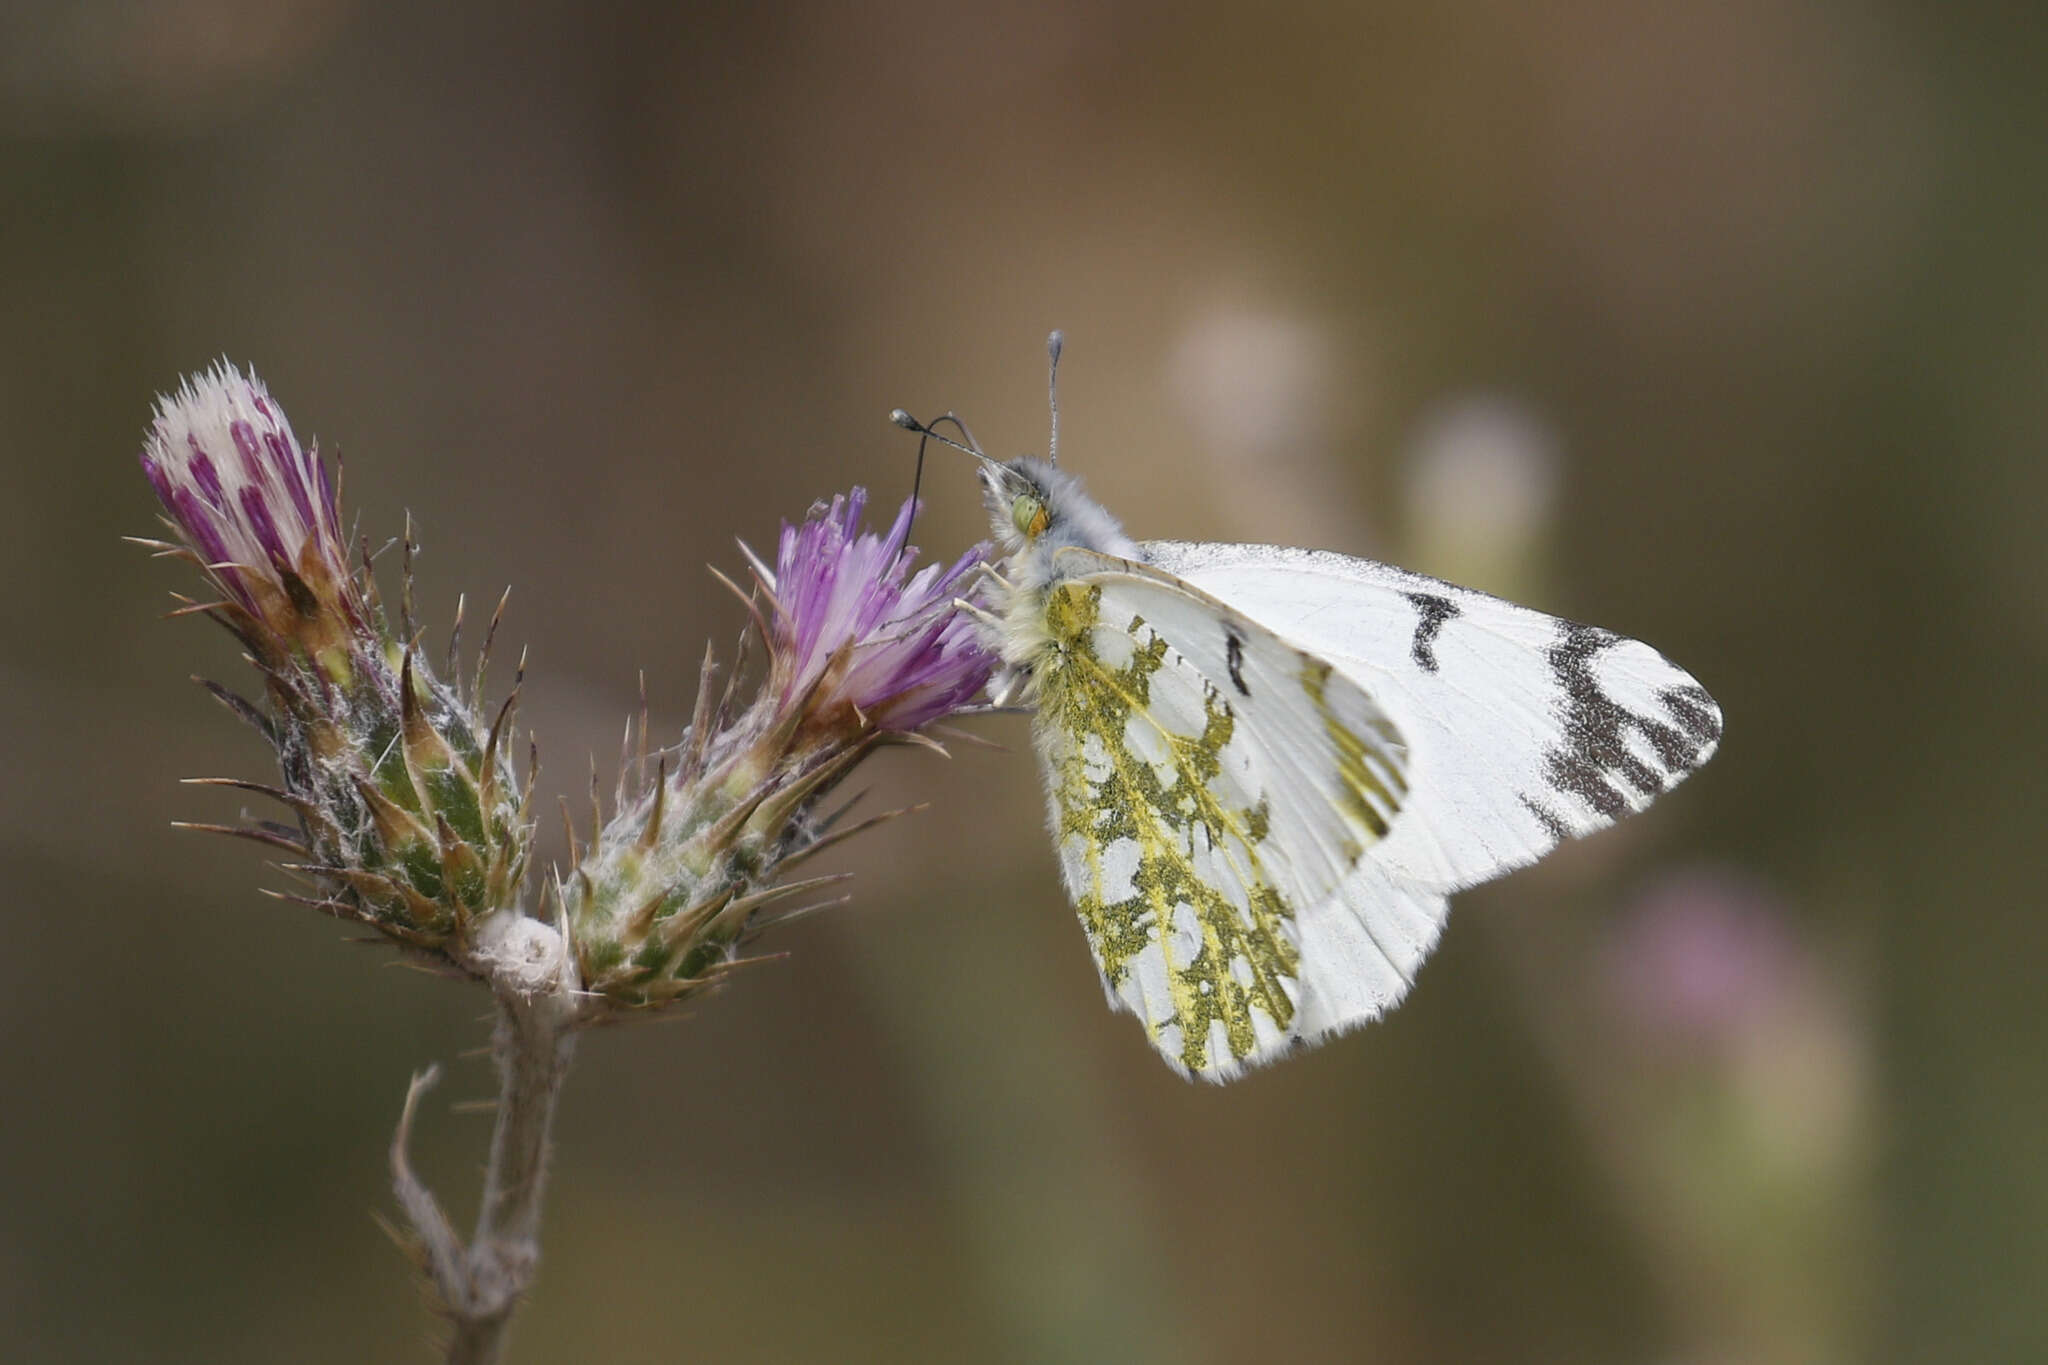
left=1011, top=493, right=1050, bottom=539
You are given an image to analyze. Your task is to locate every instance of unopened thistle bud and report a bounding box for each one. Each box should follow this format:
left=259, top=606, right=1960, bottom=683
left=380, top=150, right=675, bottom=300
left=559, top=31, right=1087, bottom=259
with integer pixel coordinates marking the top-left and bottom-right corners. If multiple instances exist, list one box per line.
left=138, top=363, right=533, bottom=958
left=567, top=489, right=995, bottom=1010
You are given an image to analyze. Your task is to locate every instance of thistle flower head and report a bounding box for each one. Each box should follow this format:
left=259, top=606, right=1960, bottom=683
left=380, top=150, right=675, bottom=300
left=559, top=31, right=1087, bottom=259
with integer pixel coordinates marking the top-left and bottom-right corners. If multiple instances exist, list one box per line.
left=765, top=488, right=994, bottom=735
left=567, top=491, right=996, bottom=1012
left=140, top=362, right=364, bottom=676
left=138, top=363, right=533, bottom=962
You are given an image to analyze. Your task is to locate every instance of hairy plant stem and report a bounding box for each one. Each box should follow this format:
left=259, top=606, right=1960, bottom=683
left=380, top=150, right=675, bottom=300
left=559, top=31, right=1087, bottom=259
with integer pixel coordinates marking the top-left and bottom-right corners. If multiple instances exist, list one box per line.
left=395, top=984, right=578, bottom=1365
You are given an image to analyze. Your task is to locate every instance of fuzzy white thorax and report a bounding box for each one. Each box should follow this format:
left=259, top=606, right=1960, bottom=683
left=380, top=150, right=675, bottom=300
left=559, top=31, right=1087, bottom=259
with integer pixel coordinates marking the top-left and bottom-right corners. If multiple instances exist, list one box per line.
left=978, top=456, right=1141, bottom=700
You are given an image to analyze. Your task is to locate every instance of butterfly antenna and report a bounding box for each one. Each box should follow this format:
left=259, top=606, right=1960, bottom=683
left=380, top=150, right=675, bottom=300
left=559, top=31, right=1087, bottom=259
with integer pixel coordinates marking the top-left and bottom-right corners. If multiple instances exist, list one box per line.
left=889, top=408, right=996, bottom=565
left=906, top=423, right=929, bottom=550
left=1045, top=330, right=1064, bottom=466
left=932, top=410, right=985, bottom=456
left=890, top=408, right=993, bottom=464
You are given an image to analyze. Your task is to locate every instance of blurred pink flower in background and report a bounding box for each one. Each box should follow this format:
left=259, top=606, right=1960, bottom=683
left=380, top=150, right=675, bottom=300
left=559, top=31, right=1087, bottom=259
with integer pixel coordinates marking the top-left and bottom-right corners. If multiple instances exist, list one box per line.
left=1601, top=863, right=1870, bottom=1177
left=1576, top=865, right=1875, bottom=1363
left=1602, top=865, right=1805, bottom=1049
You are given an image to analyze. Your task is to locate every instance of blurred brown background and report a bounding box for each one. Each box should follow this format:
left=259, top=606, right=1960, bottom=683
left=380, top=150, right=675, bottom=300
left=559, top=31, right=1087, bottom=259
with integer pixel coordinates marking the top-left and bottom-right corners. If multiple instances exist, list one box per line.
left=4, top=1, right=2043, bottom=1361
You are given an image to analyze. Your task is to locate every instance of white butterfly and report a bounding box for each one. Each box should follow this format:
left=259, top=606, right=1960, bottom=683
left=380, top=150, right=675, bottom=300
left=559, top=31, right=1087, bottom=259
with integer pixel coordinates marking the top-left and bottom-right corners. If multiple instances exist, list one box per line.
left=901, top=356, right=1722, bottom=1082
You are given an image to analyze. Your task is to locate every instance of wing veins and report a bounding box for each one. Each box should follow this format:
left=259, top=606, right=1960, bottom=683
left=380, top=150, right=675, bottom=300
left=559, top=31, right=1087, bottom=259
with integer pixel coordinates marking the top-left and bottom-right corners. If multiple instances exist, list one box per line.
left=1065, top=638, right=1297, bottom=1061
left=1069, top=644, right=1277, bottom=900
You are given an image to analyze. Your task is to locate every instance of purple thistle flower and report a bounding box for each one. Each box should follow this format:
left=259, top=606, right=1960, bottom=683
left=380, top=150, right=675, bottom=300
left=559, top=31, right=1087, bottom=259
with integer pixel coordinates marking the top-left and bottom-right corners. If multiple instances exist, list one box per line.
left=139, top=362, right=361, bottom=642
left=137, top=361, right=532, bottom=955
left=567, top=488, right=996, bottom=1009
left=764, top=488, right=995, bottom=733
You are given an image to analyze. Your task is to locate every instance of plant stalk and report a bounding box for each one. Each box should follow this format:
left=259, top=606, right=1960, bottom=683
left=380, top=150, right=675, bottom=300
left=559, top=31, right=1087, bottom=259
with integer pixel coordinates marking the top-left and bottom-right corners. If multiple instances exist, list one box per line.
left=393, top=985, right=576, bottom=1365
left=449, top=990, right=575, bottom=1365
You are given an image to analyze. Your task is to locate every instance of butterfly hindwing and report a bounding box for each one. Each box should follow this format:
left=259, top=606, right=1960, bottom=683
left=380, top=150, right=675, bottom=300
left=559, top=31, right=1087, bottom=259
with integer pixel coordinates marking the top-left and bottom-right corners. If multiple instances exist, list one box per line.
left=1029, top=547, right=1409, bottom=1079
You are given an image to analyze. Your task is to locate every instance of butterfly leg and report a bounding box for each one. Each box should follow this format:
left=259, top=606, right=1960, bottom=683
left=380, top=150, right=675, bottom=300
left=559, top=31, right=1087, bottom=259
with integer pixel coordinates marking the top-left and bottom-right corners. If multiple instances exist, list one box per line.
left=951, top=596, right=1006, bottom=631
left=964, top=562, right=1016, bottom=594
left=985, top=667, right=1026, bottom=708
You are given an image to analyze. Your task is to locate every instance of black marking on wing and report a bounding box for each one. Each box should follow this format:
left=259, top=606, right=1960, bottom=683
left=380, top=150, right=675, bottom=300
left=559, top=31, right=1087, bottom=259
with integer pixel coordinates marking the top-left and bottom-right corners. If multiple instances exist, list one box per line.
left=1224, top=629, right=1250, bottom=697
left=1519, top=795, right=1572, bottom=842
left=1403, top=593, right=1459, bottom=673
left=1541, top=622, right=1718, bottom=820
left=1660, top=685, right=1723, bottom=746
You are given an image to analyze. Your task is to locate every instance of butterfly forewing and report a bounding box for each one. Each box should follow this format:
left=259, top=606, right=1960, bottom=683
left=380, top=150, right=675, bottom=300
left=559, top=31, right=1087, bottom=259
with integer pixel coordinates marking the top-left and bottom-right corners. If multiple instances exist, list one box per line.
left=1031, top=548, right=1409, bottom=1079
left=1140, top=541, right=1724, bottom=894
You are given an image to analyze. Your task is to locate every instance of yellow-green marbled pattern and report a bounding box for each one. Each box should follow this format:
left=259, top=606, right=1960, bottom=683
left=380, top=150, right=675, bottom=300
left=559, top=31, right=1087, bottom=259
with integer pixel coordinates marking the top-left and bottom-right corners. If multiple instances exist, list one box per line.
left=1034, top=580, right=1401, bottom=1074
left=1301, top=658, right=1409, bottom=853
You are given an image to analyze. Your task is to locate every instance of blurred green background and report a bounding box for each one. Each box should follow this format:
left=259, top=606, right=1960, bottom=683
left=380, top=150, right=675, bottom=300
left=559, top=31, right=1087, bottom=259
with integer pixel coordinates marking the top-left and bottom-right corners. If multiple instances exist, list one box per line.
left=4, top=1, right=2043, bottom=1361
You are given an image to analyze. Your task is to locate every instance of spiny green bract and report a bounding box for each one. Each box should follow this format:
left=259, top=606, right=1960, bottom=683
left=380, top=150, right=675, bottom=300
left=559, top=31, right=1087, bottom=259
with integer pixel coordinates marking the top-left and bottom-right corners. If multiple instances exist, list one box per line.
left=254, top=600, right=533, bottom=953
